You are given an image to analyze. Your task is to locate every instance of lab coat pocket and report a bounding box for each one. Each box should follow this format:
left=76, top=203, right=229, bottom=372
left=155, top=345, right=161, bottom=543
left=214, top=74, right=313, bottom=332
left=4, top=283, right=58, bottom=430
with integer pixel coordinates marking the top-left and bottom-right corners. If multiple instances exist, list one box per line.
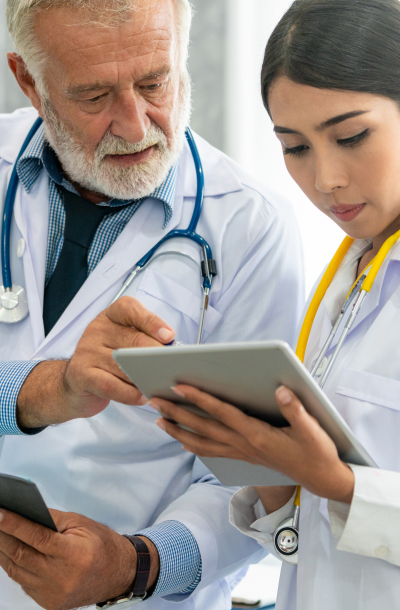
left=335, top=368, right=400, bottom=470
left=134, top=268, right=223, bottom=344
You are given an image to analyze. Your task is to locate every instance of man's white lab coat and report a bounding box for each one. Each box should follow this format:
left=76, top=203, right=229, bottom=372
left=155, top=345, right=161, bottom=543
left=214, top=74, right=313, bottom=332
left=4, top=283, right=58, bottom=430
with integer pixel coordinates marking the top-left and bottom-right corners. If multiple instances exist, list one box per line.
left=0, top=107, right=304, bottom=609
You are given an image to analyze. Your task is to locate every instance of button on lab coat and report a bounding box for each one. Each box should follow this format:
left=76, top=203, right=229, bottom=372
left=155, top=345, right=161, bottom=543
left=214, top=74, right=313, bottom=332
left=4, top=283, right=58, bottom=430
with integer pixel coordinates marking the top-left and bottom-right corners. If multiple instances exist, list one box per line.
left=0, top=108, right=304, bottom=609
left=230, top=238, right=400, bottom=610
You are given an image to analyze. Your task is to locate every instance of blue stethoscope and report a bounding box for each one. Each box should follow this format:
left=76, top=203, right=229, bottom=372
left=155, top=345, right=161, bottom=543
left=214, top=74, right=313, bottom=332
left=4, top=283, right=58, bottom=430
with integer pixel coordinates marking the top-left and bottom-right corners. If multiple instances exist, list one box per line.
left=0, top=117, right=217, bottom=343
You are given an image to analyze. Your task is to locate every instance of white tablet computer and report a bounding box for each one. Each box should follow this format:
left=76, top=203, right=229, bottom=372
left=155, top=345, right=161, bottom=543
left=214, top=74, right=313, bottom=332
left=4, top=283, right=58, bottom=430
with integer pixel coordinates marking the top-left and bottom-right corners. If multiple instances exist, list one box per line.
left=113, top=340, right=377, bottom=486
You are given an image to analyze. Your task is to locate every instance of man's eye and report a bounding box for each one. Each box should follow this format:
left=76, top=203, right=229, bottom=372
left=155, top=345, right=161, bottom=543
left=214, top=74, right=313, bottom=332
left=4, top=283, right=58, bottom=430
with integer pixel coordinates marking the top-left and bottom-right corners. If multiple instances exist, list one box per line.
left=86, top=94, right=107, bottom=103
left=143, top=83, right=163, bottom=91
left=283, top=144, right=308, bottom=158
left=337, top=128, right=370, bottom=148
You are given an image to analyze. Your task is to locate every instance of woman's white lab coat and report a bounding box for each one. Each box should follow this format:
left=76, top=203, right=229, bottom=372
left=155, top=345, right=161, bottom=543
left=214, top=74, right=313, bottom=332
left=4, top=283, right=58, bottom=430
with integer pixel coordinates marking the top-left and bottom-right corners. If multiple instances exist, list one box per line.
left=0, top=108, right=304, bottom=609
left=230, top=237, right=400, bottom=610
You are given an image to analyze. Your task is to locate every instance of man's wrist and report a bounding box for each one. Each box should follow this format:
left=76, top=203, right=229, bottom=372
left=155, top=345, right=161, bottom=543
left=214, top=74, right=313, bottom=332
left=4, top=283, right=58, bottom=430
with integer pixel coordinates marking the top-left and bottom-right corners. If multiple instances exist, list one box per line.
left=137, top=536, right=160, bottom=592
left=17, top=360, right=69, bottom=429
left=99, top=535, right=159, bottom=607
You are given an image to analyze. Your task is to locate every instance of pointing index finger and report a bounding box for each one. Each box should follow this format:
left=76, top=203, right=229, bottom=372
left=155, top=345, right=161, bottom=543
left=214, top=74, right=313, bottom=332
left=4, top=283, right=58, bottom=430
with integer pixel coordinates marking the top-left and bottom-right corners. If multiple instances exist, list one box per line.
left=106, top=297, right=175, bottom=344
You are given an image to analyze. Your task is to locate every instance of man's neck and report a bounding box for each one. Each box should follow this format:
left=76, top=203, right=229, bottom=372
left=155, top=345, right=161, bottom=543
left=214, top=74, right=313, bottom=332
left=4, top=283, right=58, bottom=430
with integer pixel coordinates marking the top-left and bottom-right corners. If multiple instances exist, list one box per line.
left=66, top=176, right=110, bottom=204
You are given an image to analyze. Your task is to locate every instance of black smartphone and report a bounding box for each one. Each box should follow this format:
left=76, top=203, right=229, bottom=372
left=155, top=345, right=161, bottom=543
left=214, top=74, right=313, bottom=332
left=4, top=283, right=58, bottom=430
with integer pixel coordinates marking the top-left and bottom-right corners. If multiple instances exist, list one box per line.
left=0, top=473, right=57, bottom=531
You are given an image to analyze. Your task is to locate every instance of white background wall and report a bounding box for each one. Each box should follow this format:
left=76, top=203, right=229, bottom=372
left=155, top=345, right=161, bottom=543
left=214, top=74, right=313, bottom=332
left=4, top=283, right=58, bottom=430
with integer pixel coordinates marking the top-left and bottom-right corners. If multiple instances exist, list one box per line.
left=224, top=0, right=345, bottom=294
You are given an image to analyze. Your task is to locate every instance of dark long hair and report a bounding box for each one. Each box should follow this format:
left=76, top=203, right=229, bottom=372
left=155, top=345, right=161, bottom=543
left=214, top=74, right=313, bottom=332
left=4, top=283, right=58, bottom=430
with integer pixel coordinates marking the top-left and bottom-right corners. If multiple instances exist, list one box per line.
left=261, top=0, right=400, bottom=116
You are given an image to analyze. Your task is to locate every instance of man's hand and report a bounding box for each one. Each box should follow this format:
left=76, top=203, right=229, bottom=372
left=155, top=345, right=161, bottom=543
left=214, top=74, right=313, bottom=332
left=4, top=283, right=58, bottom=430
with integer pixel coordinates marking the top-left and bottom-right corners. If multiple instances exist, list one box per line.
left=17, top=297, right=175, bottom=429
left=0, top=508, right=160, bottom=610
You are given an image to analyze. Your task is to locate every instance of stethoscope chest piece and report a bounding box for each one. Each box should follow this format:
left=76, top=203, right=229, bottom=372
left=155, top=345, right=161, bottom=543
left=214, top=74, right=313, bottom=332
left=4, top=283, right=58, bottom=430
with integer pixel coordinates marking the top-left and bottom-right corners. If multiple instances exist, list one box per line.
left=274, top=518, right=299, bottom=564
left=0, top=285, right=29, bottom=323
left=273, top=504, right=299, bottom=564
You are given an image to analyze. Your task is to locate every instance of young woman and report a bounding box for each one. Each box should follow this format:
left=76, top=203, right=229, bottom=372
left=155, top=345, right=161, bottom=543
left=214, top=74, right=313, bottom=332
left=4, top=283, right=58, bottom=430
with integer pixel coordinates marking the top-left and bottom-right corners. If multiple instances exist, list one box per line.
left=150, top=0, right=400, bottom=608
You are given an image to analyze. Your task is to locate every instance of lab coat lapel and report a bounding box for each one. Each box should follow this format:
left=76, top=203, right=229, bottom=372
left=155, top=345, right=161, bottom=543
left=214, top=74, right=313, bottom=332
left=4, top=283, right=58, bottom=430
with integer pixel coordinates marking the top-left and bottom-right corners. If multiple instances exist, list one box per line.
left=36, top=191, right=185, bottom=351
left=15, top=178, right=49, bottom=349
left=320, top=243, right=400, bottom=351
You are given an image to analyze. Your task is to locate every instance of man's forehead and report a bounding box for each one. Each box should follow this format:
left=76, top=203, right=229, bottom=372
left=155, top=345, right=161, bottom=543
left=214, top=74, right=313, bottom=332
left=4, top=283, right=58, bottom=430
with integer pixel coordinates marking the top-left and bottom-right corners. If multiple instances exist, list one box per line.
left=36, top=1, right=178, bottom=75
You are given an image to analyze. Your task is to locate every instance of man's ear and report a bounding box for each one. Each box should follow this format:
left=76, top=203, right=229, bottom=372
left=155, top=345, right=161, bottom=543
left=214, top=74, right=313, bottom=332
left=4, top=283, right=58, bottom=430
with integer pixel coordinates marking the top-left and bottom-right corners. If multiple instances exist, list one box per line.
left=7, top=53, right=43, bottom=116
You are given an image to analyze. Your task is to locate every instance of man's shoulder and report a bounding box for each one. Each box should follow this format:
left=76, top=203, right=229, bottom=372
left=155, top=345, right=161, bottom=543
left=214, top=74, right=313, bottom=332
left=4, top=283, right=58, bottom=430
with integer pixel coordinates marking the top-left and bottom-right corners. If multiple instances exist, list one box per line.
left=0, top=107, right=39, bottom=164
left=190, top=132, right=294, bottom=218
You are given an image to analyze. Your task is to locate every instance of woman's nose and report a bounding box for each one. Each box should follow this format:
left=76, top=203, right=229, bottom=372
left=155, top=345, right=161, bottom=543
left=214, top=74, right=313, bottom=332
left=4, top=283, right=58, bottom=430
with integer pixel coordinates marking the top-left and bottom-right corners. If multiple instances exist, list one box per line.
left=314, top=154, right=349, bottom=193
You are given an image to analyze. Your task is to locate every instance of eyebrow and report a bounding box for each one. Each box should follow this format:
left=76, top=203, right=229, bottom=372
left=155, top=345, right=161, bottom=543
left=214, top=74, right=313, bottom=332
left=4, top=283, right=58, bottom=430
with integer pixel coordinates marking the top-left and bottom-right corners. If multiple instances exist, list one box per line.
left=65, top=66, right=172, bottom=97
left=274, top=110, right=370, bottom=135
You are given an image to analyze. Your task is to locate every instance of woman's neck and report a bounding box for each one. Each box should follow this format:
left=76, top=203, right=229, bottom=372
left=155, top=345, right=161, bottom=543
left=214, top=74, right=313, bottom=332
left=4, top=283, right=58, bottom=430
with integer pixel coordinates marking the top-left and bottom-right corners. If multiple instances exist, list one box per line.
left=358, top=220, right=400, bottom=275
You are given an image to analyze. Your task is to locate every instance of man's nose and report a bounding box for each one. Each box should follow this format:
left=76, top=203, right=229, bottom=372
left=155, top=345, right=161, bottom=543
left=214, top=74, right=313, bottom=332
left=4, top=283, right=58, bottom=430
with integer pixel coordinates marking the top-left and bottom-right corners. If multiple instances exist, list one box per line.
left=314, top=153, right=349, bottom=194
left=110, top=91, right=150, bottom=143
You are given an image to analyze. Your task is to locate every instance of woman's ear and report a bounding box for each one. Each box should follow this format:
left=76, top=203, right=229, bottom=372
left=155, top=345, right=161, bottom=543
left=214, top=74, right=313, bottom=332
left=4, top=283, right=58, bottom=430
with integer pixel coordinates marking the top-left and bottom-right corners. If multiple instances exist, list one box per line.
left=7, top=53, right=43, bottom=116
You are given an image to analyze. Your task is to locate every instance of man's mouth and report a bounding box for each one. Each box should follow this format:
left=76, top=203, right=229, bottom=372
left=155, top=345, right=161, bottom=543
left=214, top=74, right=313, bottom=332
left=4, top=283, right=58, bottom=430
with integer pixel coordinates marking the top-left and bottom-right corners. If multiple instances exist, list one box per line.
left=329, top=203, right=366, bottom=222
left=105, top=145, right=157, bottom=166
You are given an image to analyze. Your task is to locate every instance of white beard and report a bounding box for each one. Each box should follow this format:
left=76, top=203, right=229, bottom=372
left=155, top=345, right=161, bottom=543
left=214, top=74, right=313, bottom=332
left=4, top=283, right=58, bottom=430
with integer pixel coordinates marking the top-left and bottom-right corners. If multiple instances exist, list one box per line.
left=42, top=74, right=191, bottom=201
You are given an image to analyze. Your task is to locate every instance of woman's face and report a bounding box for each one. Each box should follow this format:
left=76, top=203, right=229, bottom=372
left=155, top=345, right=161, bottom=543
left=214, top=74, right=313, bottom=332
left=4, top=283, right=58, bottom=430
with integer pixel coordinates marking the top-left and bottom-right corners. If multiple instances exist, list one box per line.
left=269, top=76, right=400, bottom=241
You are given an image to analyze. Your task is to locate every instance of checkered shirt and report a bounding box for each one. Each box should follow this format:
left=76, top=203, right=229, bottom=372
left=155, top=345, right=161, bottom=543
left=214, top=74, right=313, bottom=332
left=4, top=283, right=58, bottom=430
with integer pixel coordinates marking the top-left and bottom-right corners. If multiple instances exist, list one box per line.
left=0, top=124, right=202, bottom=598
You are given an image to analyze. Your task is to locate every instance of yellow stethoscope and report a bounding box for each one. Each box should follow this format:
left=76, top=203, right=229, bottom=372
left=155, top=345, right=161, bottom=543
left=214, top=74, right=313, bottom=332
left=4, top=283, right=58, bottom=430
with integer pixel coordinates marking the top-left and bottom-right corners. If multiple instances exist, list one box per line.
left=273, top=228, right=400, bottom=563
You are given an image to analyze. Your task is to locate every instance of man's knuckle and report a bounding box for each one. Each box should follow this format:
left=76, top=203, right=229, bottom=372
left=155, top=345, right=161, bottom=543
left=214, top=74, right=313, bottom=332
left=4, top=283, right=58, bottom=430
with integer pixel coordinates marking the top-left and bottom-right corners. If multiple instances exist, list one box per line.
left=9, top=542, right=26, bottom=566
left=31, top=526, right=52, bottom=550
left=119, top=296, right=136, bottom=318
left=97, top=376, right=114, bottom=396
left=6, top=560, right=19, bottom=581
left=253, top=431, right=266, bottom=450
left=131, top=332, right=148, bottom=348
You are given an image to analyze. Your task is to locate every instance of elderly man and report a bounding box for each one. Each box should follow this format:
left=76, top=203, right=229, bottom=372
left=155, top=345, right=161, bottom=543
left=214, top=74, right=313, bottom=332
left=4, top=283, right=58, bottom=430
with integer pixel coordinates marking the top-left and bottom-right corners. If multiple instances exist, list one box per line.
left=0, top=0, right=304, bottom=608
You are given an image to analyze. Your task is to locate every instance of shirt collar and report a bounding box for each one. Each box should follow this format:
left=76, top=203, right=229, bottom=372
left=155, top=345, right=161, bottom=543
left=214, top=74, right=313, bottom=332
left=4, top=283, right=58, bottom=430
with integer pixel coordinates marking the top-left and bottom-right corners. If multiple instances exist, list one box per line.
left=16, top=122, right=177, bottom=226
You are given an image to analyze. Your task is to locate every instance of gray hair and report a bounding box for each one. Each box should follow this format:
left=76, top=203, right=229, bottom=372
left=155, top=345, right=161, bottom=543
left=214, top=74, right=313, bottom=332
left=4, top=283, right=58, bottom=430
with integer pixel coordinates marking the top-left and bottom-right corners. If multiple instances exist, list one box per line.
left=6, top=0, right=193, bottom=96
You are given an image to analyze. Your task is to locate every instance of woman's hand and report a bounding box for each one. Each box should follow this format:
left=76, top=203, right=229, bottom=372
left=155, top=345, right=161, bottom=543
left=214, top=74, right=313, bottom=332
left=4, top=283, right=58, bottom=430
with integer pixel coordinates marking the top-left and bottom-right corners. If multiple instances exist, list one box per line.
left=151, top=385, right=355, bottom=504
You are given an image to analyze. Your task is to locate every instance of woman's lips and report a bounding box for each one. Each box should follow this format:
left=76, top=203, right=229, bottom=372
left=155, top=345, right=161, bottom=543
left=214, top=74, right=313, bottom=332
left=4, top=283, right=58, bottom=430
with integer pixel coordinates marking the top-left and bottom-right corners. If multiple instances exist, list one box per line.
left=329, top=203, right=366, bottom=222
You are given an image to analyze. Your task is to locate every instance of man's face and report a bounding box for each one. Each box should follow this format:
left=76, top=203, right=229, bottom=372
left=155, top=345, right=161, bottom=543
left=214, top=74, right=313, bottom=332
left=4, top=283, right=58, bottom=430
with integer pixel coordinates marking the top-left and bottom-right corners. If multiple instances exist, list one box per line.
left=34, top=0, right=190, bottom=199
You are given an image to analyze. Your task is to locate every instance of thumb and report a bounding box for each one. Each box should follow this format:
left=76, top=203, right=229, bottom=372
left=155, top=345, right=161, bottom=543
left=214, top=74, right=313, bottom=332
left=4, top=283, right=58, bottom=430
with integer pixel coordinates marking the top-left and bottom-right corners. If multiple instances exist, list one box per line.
left=275, top=386, right=314, bottom=433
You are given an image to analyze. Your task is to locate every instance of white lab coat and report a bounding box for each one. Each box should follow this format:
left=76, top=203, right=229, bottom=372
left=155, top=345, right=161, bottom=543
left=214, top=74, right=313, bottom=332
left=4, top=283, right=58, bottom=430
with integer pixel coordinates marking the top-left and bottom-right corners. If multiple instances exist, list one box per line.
left=0, top=108, right=305, bottom=610
left=230, top=237, right=400, bottom=610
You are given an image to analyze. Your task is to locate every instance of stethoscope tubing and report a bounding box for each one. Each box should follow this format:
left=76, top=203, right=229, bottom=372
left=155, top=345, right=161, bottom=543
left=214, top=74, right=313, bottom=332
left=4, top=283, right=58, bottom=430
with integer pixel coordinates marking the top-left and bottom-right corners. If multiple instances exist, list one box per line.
left=2, top=117, right=44, bottom=290
left=134, top=128, right=213, bottom=289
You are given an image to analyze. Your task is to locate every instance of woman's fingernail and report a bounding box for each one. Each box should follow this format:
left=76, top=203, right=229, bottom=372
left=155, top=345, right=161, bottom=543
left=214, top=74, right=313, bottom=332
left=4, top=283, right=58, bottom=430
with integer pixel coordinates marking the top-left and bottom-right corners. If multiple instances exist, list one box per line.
left=276, top=386, right=292, bottom=405
left=171, top=386, right=186, bottom=397
left=138, top=395, right=148, bottom=405
left=148, top=400, right=159, bottom=411
left=156, top=418, right=167, bottom=431
left=158, top=328, right=174, bottom=342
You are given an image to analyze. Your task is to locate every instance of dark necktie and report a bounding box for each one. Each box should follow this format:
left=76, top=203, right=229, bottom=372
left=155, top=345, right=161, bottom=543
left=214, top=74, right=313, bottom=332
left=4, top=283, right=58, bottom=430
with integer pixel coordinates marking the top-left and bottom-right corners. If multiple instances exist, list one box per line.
left=43, top=186, right=123, bottom=336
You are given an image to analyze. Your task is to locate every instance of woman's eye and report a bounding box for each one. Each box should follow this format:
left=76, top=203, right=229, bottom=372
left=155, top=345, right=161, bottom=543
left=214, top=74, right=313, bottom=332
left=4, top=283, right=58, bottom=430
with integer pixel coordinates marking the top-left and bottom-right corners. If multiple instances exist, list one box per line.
left=283, top=144, right=309, bottom=158
left=337, top=128, right=369, bottom=148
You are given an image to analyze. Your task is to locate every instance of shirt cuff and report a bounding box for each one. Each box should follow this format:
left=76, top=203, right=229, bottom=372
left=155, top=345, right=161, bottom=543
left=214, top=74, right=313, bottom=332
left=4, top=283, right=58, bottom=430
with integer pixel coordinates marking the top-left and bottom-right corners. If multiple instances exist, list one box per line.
left=229, top=486, right=296, bottom=547
left=136, top=520, right=202, bottom=598
left=328, top=464, right=400, bottom=566
left=0, top=361, right=42, bottom=436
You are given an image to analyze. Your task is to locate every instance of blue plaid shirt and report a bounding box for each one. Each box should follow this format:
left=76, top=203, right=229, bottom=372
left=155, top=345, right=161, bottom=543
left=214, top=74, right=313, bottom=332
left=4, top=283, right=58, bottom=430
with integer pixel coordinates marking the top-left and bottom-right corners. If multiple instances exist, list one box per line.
left=0, top=124, right=201, bottom=599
